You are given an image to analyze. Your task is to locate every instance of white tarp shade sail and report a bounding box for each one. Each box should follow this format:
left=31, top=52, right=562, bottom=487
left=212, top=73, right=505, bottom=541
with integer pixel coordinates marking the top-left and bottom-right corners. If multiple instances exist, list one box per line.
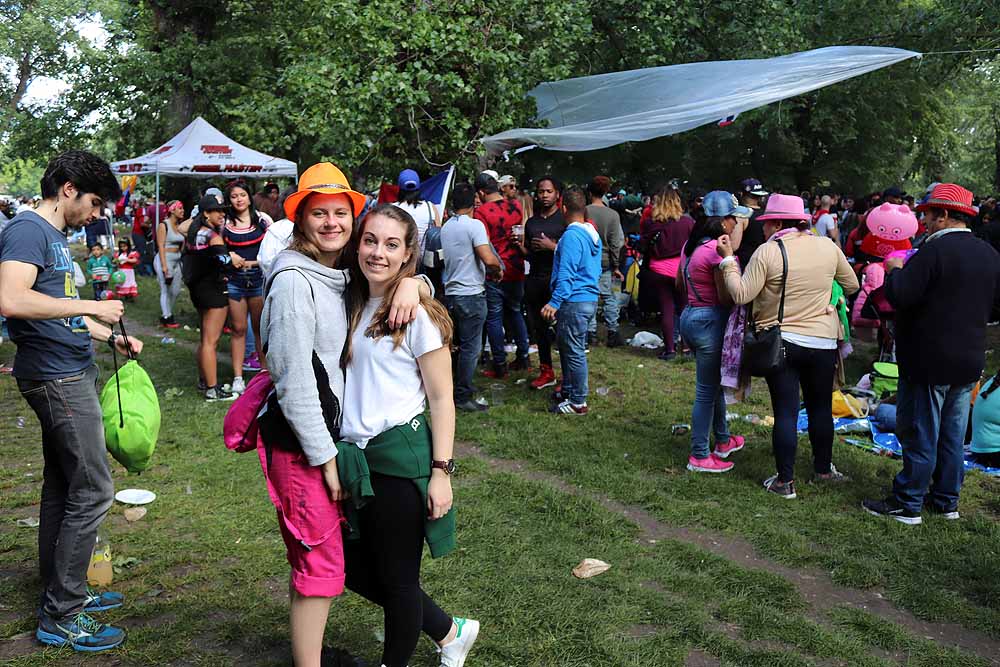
left=481, top=46, right=920, bottom=154
left=110, top=116, right=298, bottom=178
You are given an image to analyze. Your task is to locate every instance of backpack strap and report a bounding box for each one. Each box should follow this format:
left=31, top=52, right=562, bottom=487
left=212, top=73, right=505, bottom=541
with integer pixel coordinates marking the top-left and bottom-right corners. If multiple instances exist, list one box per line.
left=684, top=239, right=712, bottom=305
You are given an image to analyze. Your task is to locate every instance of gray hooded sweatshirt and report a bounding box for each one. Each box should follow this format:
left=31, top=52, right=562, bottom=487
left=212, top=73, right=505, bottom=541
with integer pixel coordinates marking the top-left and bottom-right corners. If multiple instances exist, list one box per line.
left=261, top=249, right=350, bottom=466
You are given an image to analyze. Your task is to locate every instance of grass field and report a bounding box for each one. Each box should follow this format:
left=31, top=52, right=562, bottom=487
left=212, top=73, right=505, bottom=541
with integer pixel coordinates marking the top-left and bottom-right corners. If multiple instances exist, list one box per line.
left=1, top=272, right=998, bottom=667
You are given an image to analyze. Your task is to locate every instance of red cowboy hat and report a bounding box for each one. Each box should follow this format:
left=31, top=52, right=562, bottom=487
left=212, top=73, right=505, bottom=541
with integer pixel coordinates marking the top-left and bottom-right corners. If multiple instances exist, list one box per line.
left=915, top=183, right=977, bottom=218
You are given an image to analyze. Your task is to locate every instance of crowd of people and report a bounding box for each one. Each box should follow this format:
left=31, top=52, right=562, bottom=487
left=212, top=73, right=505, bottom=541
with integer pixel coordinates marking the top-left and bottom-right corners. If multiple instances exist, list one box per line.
left=1, top=148, right=999, bottom=666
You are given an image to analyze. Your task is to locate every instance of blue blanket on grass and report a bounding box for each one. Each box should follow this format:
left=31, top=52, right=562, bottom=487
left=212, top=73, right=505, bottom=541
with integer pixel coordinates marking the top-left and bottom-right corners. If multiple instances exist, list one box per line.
left=796, top=410, right=999, bottom=476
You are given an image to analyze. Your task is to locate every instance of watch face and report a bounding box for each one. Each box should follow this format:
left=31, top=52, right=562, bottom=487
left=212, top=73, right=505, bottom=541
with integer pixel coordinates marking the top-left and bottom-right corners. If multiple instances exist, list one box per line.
left=446, top=459, right=457, bottom=474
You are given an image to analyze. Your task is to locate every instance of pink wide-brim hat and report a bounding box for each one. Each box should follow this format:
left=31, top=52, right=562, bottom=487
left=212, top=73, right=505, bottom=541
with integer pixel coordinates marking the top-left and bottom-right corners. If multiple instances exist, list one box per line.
left=756, top=193, right=811, bottom=222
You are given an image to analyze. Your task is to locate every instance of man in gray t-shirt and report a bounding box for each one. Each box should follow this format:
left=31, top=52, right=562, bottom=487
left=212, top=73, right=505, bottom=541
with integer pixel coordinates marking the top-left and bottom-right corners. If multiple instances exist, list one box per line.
left=586, top=175, right=625, bottom=347
left=441, top=183, right=502, bottom=410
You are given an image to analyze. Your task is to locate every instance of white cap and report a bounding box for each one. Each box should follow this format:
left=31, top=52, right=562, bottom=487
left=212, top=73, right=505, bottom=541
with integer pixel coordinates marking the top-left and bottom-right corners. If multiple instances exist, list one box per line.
left=481, top=169, right=500, bottom=182
left=498, top=174, right=515, bottom=186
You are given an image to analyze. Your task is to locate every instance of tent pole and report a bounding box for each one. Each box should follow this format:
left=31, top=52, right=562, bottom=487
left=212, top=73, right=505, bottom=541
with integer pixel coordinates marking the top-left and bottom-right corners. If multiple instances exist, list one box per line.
left=155, top=170, right=161, bottom=244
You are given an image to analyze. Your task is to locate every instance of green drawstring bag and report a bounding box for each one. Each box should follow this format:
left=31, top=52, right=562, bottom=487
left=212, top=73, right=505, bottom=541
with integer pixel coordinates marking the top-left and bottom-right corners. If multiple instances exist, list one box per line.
left=100, top=325, right=160, bottom=473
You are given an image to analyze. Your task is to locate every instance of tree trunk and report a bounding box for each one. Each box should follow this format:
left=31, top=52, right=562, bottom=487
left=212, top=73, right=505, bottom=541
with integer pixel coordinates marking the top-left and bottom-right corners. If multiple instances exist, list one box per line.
left=9, top=52, right=33, bottom=111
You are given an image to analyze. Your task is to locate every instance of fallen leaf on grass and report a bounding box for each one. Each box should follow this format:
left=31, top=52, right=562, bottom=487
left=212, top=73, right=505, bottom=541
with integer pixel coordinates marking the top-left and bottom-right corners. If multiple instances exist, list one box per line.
left=164, top=387, right=184, bottom=399
left=112, top=556, right=140, bottom=573
left=124, top=507, right=147, bottom=522
left=573, top=558, right=611, bottom=579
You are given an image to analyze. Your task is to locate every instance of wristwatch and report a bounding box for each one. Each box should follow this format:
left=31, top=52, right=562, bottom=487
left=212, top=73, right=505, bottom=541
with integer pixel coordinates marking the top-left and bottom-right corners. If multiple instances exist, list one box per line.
left=431, top=459, right=456, bottom=475
left=106, top=334, right=120, bottom=350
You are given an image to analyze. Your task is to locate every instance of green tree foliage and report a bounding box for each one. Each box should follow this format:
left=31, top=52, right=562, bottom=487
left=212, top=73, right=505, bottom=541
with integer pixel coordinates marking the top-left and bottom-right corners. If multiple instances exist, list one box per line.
left=3, top=0, right=999, bottom=196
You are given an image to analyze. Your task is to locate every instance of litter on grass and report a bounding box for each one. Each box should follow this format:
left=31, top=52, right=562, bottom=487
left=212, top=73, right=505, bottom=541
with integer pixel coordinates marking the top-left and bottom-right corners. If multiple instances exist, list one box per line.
left=628, top=331, right=664, bottom=349
left=573, top=558, right=612, bottom=579
left=124, top=507, right=147, bottom=522
left=16, top=518, right=39, bottom=528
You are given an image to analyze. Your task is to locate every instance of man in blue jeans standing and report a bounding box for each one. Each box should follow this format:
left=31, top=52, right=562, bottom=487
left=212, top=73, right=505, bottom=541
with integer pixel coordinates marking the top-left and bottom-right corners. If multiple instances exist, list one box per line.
left=542, top=187, right=601, bottom=416
left=863, top=183, right=1000, bottom=525
left=441, top=182, right=503, bottom=411
left=0, top=151, right=144, bottom=651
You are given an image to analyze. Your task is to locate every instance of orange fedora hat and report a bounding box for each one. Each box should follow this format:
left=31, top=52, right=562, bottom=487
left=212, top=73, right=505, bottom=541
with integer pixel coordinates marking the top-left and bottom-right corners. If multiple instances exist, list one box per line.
left=284, top=162, right=367, bottom=220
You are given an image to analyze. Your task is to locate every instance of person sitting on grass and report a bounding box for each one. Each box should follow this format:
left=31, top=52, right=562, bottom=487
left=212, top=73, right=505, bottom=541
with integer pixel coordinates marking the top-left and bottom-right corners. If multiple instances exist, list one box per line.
left=970, top=369, right=1000, bottom=469
left=85, top=242, right=114, bottom=300
left=541, top=186, right=601, bottom=416
left=339, top=203, right=479, bottom=667
left=0, top=149, right=143, bottom=653
left=258, top=164, right=472, bottom=667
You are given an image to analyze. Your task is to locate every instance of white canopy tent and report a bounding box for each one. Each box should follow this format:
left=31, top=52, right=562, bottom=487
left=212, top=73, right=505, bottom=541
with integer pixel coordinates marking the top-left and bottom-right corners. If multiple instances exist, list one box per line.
left=110, top=116, right=298, bottom=229
left=481, top=46, right=920, bottom=155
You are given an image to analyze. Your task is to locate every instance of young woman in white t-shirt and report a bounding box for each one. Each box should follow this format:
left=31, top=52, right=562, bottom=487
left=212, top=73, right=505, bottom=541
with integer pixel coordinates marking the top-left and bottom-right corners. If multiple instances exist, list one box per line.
left=340, top=203, right=479, bottom=667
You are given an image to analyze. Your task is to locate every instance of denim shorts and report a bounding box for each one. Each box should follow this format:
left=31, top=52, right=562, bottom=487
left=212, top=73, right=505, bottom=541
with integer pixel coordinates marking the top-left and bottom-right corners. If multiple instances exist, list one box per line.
left=227, top=268, right=264, bottom=300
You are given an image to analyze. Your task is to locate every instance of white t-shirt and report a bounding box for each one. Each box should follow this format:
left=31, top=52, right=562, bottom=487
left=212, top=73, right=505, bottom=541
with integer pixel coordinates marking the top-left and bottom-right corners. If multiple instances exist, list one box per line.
left=258, top=217, right=294, bottom=279
left=339, top=299, right=445, bottom=447
left=814, top=213, right=837, bottom=239
left=392, top=200, right=437, bottom=252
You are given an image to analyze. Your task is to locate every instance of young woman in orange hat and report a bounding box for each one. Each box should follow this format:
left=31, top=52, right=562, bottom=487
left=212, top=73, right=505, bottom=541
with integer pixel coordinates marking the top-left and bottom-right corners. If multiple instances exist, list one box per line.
left=258, top=163, right=472, bottom=667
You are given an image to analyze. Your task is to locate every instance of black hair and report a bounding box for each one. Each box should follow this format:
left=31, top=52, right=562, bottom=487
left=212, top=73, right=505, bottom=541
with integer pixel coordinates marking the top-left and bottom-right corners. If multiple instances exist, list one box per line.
left=451, top=182, right=475, bottom=210
left=684, top=215, right=729, bottom=257
left=117, top=236, right=132, bottom=251
left=928, top=207, right=973, bottom=226
left=264, top=183, right=279, bottom=194
left=225, top=179, right=265, bottom=232
left=40, top=150, right=121, bottom=202
left=536, top=175, right=563, bottom=194
left=475, top=173, right=499, bottom=194
left=562, top=186, right=587, bottom=216
left=397, top=189, right=424, bottom=205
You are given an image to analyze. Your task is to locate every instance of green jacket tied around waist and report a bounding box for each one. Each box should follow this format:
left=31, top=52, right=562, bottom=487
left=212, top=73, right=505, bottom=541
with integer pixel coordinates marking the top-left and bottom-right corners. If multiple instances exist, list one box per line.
left=335, top=413, right=456, bottom=558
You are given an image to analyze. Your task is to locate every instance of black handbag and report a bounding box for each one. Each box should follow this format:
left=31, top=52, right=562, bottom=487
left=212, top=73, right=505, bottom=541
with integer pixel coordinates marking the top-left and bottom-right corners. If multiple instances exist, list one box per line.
left=742, top=239, right=788, bottom=377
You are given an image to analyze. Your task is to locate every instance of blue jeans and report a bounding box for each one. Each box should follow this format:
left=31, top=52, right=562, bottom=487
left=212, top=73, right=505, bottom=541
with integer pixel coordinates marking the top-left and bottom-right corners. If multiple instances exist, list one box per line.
left=557, top=301, right=597, bottom=405
left=680, top=305, right=732, bottom=458
left=446, top=293, right=487, bottom=403
left=485, top=281, right=529, bottom=367
left=588, top=269, right=623, bottom=334
left=891, top=379, right=973, bottom=513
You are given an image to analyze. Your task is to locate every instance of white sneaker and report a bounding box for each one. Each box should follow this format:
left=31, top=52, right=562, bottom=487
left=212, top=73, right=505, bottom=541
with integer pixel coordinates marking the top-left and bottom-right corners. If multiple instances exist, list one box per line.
left=439, top=617, right=479, bottom=667
left=231, top=376, right=246, bottom=394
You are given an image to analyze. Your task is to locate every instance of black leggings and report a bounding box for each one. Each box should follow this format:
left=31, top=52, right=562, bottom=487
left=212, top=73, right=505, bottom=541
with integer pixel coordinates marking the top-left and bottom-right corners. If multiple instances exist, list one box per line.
left=970, top=451, right=1000, bottom=467
left=524, top=277, right=554, bottom=366
left=765, top=342, right=837, bottom=482
left=344, top=473, right=451, bottom=667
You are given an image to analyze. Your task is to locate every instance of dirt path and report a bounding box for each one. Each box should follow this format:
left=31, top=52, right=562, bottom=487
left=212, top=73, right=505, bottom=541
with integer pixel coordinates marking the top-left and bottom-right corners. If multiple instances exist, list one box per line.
left=456, top=442, right=1000, bottom=666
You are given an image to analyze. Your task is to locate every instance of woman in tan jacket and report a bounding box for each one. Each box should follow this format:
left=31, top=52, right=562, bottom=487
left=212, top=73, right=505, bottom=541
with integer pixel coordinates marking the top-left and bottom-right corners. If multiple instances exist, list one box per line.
left=716, top=194, right=859, bottom=500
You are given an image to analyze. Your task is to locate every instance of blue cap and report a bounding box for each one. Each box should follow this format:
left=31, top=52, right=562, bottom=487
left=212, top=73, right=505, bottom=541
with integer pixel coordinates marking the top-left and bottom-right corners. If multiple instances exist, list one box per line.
left=398, top=169, right=420, bottom=191
left=703, top=190, right=753, bottom=218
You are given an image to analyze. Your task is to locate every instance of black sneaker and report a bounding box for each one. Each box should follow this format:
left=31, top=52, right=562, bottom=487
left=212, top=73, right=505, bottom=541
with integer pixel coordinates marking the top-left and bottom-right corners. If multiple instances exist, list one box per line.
left=606, top=331, right=622, bottom=348
left=862, top=497, right=922, bottom=525
left=510, top=356, right=531, bottom=372
left=763, top=474, right=797, bottom=499
left=456, top=399, right=488, bottom=413
left=36, top=611, right=126, bottom=652
left=923, top=499, right=960, bottom=520
left=657, top=350, right=676, bottom=362
left=205, top=385, right=236, bottom=402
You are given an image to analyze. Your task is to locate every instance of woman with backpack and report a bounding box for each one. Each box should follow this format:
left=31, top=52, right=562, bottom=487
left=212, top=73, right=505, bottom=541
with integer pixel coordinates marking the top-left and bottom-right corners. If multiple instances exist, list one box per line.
left=223, top=179, right=273, bottom=393
left=715, top=194, right=859, bottom=499
left=179, top=194, right=238, bottom=401
left=258, top=163, right=474, bottom=667
left=640, top=186, right=694, bottom=360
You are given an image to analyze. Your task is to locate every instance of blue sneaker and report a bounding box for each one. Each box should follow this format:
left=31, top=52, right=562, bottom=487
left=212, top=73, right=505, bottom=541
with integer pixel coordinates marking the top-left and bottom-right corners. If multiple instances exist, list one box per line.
left=36, top=612, right=126, bottom=652
left=84, top=587, right=124, bottom=613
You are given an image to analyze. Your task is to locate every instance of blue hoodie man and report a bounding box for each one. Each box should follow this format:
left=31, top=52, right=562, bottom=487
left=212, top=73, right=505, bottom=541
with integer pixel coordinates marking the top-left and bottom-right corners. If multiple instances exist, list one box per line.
left=541, top=187, right=601, bottom=415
